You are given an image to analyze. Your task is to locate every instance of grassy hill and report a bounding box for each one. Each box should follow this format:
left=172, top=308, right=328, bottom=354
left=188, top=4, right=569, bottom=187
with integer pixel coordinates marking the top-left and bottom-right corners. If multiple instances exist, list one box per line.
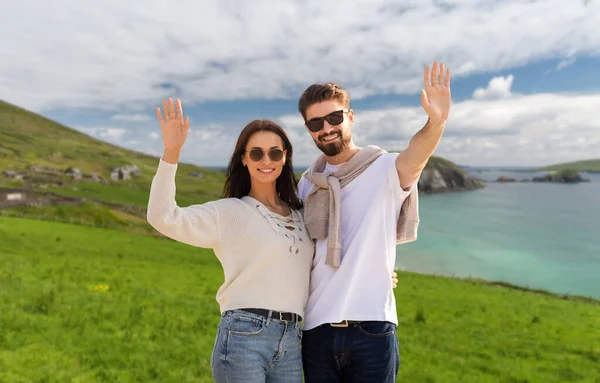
left=0, top=100, right=230, bottom=229
left=0, top=100, right=226, bottom=209
left=538, top=158, right=600, bottom=172
left=2, top=216, right=599, bottom=382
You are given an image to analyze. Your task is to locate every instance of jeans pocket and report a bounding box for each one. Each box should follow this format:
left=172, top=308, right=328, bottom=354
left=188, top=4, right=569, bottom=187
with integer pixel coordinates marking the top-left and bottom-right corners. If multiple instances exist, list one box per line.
left=228, top=315, right=265, bottom=336
left=356, top=321, right=396, bottom=337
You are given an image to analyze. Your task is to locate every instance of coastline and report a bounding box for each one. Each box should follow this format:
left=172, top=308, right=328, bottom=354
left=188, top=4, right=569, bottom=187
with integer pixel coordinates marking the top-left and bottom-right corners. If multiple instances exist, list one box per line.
left=394, top=268, right=600, bottom=305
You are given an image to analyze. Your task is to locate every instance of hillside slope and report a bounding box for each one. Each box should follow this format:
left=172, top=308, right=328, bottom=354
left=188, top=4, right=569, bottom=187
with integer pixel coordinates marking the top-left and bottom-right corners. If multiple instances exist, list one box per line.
left=0, top=100, right=226, bottom=208
left=539, top=158, right=600, bottom=172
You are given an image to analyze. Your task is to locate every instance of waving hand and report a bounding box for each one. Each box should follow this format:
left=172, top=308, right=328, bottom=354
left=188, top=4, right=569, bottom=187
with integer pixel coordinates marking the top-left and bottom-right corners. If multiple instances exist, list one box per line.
left=156, top=97, right=190, bottom=152
left=421, top=61, right=451, bottom=123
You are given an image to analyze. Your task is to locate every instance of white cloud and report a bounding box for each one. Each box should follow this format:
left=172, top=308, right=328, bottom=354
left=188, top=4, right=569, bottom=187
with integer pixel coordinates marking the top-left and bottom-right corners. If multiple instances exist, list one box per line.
left=473, top=75, right=514, bottom=100
left=0, top=0, right=599, bottom=111
left=79, top=126, right=126, bottom=141
left=110, top=113, right=151, bottom=122
left=552, top=49, right=579, bottom=71
left=455, top=61, right=477, bottom=76
left=557, top=57, right=577, bottom=71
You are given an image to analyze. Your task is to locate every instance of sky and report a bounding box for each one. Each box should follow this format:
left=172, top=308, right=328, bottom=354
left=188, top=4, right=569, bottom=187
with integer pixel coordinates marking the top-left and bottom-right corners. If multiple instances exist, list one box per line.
left=1, top=0, right=599, bottom=168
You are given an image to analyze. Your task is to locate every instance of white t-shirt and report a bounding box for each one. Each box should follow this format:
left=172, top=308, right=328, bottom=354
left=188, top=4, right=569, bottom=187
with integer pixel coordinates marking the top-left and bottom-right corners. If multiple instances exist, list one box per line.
left=297, top=153, right=415, bottom=330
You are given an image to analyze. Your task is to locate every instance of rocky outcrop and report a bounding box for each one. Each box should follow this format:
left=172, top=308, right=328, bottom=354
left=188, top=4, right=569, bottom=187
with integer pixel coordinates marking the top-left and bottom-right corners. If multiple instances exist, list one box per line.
left=532, top=169, right=590, bottom=184
left=417, top=156, right=485, bottom=193
left=495, top=176, right=517, bottom=183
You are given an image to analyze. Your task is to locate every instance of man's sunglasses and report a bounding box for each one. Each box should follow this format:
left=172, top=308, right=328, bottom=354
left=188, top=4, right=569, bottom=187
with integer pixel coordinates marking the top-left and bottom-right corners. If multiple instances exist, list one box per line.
left=305, top=109, right=349, bottom=133
left=247, top=148, right=285, bottom=162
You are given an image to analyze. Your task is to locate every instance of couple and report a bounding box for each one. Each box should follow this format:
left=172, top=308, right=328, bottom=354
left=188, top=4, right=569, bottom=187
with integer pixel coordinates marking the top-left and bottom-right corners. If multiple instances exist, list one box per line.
left=147, top=61, right=451, bottom=382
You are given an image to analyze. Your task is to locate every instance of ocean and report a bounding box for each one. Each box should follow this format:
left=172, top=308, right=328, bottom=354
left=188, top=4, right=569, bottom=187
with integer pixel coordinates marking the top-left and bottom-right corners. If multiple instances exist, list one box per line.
left=395, top=169, right=600, bottom=300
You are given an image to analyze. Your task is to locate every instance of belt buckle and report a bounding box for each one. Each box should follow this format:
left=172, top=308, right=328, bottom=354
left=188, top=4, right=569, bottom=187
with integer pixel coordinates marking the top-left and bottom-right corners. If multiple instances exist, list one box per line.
left=279, top=312, right=288, bottom=322
left=330, top=320, right=349, bottom=328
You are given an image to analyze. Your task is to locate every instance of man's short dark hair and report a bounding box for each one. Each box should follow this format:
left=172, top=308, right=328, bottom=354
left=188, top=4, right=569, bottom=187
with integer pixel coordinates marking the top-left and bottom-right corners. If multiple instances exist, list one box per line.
left=298, top=83, right=350, bottom=121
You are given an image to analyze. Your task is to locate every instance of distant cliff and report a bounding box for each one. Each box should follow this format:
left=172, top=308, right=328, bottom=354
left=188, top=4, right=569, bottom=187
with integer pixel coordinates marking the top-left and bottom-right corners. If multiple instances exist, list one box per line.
left=492, top=169, right=590, bottom=184
left=417, top=156, right=485, bottom=193
left=538, top=158, right=600, bottom=173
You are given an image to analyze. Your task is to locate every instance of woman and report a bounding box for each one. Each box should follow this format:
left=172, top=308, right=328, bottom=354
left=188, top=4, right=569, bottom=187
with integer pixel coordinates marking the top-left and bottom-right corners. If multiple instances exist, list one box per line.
left=147, top=98, right=399, bottom=382
left=147, top=98, right=313, bottom=382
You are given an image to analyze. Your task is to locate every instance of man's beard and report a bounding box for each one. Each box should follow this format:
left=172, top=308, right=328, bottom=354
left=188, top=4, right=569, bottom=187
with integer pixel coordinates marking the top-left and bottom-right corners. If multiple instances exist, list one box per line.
left=315, top=129, right=351, bottom=156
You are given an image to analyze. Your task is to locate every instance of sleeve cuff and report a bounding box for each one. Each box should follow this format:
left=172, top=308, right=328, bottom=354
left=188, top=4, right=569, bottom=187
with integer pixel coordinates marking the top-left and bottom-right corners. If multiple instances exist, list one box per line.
left=157, top=157, right=179, bottom=176
left=389, top=154, right=421, bottom=201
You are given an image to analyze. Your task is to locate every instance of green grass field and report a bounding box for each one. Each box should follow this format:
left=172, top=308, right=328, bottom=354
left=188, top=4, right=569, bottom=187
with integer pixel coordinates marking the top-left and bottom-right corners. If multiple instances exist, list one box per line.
left=2, top=216, right=599, bottom=383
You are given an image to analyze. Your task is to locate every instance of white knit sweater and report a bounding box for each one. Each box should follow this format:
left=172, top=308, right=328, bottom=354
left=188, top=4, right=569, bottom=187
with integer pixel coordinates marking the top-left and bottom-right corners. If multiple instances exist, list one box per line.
left=147, top=158, right=314, bottom=316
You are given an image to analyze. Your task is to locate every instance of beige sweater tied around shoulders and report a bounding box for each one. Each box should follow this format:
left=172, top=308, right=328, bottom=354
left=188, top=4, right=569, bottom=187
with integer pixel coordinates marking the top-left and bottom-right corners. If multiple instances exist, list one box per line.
left=302, top=145, right=420, bottom=268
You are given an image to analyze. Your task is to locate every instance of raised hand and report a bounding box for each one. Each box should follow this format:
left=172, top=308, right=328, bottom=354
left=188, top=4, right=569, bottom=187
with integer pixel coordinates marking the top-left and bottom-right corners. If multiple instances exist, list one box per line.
left=156, top=97, right=190, bottom=152
left=421, top=61, right=451, bottom=123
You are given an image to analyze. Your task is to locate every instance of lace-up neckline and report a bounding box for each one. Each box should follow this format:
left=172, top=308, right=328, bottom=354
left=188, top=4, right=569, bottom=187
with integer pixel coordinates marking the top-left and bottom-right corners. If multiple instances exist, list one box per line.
left=243, top=196, right=306, bottom=255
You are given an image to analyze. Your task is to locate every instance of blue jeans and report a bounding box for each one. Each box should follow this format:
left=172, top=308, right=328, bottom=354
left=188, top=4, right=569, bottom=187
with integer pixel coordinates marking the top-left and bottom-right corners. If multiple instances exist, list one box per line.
left=301, top=321, right=400, bottom=382
left=210, top=309, right=303, bottom=382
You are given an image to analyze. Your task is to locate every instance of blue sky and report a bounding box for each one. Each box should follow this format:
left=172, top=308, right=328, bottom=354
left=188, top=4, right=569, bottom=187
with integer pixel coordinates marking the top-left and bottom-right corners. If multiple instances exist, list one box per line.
left=1, top=0, right=599, bottom=168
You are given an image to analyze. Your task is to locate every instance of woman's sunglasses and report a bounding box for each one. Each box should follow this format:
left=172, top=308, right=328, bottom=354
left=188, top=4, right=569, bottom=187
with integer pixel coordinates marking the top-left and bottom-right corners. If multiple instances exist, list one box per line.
left=305, top=109, right=349, bottom=132
left=247, top=148, right=285, bottom=162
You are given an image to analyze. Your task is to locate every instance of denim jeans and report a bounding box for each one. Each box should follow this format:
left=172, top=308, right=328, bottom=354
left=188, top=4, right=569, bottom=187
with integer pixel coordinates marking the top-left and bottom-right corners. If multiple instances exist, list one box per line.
left=210, top=309, right=303, bottom=382
left=301, top=321, right=400, bottom=382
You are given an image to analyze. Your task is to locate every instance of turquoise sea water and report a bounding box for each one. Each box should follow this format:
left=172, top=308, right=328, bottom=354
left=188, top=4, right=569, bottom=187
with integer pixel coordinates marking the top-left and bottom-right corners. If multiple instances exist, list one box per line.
left=395, top=171, right=600, bottom=299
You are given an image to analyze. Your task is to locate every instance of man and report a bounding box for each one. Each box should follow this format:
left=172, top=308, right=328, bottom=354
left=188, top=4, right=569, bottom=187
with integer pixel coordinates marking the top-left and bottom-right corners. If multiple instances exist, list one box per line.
left=296, top=61, right=451, bottom=382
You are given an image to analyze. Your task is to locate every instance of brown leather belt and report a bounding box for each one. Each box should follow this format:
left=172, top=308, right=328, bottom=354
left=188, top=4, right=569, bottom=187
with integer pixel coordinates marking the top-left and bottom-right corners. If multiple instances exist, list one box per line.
left=238, top=308, right=302, bottom=323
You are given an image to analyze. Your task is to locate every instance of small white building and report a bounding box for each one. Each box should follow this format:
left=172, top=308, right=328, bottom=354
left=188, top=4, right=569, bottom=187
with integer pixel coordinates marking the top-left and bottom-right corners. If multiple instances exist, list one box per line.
left=65, top=168, right=83, bottom=180
left=111, top=165, right=141, bottom=181
left=6, top=192, right=24, bottom=201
